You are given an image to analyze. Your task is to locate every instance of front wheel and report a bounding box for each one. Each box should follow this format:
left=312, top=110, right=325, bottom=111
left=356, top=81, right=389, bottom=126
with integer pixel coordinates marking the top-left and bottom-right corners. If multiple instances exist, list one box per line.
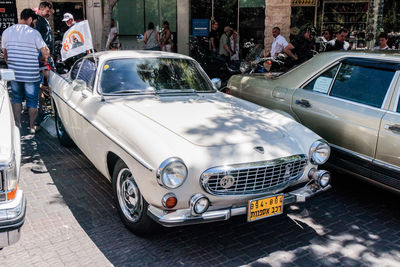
left=54, top=104, right=75, bottom=147
left=112, top=159, right=159, bottom=236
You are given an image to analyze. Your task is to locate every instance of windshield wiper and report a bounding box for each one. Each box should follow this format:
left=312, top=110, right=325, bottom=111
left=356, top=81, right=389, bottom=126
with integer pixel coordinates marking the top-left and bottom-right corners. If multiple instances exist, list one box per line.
left=156, top=89, right=197, bottom=95
left=108, top=88, right=156, bottom=94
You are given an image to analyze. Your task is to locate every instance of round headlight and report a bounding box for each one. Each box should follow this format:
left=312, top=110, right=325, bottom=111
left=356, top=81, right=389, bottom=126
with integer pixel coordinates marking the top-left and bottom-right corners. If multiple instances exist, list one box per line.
left=157, top=158, right=188, bottom=189
left=309, top=140, right=330, bottom=165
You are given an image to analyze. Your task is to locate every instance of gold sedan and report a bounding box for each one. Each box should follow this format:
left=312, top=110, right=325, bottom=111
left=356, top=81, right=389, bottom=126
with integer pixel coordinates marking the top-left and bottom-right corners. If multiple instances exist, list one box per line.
left=226, top=51, right=400, bottom=192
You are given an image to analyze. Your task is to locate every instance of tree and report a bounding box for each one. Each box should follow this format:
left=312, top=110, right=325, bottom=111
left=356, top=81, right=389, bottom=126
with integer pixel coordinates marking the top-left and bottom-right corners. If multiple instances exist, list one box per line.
left=103, top=0, right=119, bottom=50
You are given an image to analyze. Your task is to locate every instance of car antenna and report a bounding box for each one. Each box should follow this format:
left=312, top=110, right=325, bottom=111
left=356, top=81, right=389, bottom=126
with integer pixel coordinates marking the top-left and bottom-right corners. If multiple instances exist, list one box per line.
left=91, top=51, right=105, bottom=102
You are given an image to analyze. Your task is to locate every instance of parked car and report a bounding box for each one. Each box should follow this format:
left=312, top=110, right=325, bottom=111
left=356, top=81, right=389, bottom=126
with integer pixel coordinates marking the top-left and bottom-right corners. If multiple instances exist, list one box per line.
left=226, top=51, right=400, bottom=192
left=0, top=69, right=26, bottom=248
left=49, top=51, right=331, bottom=235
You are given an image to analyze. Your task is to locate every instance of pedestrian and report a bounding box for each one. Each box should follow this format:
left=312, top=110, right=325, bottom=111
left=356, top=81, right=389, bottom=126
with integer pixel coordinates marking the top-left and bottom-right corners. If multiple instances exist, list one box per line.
left=317, top=29, right=333, bottom=52
left=143, top=22, right=160, bottom=50
left=268, top=27, right=288, bottom=58
left=374, top=32, right=390, bottom=50
left=219, top=26, right=233, bottom=62
left=325, top=28, right=350, bottom=51
left=159, top=21, right=173, bottom=52
left=62, top=12, right=75, bottom=28
left=35, top=1, right=54, bottom=121
left=230, top=27, right=239, bottom=61
left=209, top=20, right=219, bottom=54
left=1, top=8, right=49, bottom=133
left=106, top=19, right=119, bottom=50
left=284, top=27, right=316, bottom=63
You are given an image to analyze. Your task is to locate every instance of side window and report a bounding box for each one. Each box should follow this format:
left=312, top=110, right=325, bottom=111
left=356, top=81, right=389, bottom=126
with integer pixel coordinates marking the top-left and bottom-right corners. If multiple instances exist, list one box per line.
left=77, top=59, right=96, bottom=90
left=397, top=96, right=400, bottom=113
left=70, top=59, right=83, bottom=80
left=330, top=62, right=395, bottom=108
left=303, top=64, right=339, bottom=94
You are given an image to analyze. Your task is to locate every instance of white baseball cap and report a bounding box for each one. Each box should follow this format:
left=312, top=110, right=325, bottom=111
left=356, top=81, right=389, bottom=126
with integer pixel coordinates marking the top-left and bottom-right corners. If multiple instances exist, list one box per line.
left=62, top=13, right=74, bottom=22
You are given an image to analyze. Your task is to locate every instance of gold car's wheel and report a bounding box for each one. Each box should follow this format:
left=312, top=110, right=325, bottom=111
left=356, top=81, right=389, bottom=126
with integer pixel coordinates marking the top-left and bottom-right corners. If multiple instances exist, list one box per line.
left=116, top=167, right=143, bottom=223
left=112, top=159, right=159, bottom=235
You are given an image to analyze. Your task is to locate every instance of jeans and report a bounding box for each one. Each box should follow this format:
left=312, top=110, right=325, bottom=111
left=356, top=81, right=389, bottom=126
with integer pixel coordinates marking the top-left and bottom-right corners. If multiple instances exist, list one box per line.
left=10, top=81, right=40, bottom=108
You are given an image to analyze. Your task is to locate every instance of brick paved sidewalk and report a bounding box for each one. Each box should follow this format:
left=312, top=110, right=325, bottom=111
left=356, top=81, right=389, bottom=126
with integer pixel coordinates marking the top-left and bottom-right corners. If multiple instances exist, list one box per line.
left=0, top=119, right=399, bottom=266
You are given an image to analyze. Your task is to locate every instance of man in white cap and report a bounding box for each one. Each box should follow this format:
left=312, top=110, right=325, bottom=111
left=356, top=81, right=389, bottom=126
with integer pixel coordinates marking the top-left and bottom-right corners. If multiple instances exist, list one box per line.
left=62, top=12, right=75, bottom=28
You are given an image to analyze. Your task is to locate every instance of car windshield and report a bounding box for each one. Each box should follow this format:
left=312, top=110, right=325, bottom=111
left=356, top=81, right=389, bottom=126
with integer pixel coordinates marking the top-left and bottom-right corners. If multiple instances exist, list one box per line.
left=100, top=57, right=214, bottom=94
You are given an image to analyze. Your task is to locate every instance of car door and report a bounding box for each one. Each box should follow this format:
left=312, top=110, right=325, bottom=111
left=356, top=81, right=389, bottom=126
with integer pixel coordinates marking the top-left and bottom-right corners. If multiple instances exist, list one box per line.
left=291, top=58, right=398, bottom=175
left=68, top=57, right=98, bottom=155
left=374, top=85, right=400, bottom=189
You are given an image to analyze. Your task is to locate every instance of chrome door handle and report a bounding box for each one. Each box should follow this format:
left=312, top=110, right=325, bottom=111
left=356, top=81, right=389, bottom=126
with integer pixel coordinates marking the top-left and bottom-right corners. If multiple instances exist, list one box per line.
left=295, top=99, right=311, bottom=108
left=384, top=124, right=400, bottom=133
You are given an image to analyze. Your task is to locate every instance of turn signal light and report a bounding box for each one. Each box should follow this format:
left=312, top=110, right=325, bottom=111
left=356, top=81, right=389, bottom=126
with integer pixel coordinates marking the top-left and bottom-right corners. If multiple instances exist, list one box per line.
left=162, top=193, right=177, bottom=209
left=7, top=185, right=18, bottom=200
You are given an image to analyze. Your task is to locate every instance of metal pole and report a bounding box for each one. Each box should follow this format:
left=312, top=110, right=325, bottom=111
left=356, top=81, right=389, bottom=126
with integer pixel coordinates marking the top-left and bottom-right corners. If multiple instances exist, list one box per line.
left=314, top=2, right=317, bottom=28
left=237, top=0, right=240, bottom=34
left=211, top=0, right=214, bottom=21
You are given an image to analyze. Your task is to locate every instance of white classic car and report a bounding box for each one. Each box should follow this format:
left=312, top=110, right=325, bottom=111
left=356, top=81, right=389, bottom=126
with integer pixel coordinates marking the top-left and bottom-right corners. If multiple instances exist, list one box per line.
left=0, top=69, right=26, bottom=247
left=50, top=51, right=331, bottom=235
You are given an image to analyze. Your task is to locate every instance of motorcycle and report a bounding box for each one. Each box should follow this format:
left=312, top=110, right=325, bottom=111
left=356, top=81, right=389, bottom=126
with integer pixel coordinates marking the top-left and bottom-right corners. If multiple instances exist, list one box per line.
left=239, top=44, right=293, bottom=75
left=189, top=36, right=241, bottom=87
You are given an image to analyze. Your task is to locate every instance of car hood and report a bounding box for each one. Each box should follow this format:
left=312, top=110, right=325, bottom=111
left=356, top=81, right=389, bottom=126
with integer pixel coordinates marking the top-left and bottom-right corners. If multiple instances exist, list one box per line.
left=123, top=93, right=287, bottom=147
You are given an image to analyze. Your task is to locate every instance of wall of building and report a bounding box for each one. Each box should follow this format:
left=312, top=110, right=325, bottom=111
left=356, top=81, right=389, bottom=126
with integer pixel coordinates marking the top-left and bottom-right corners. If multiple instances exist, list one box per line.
left=265, top=0, right=292, bottom=54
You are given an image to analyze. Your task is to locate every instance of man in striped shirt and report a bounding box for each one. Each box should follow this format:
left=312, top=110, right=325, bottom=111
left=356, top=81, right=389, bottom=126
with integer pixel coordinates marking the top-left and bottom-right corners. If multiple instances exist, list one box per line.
left=2, top=9, right=49, bottom=133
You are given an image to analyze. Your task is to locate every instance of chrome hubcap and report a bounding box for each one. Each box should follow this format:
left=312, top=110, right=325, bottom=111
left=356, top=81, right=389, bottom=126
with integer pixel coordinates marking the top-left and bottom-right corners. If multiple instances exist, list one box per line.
left=117, top=168, right=143, bottom=223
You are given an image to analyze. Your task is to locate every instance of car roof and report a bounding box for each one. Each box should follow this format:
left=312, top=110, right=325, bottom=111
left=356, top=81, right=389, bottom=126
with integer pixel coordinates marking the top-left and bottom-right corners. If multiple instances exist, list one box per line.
left=314, top=50, right=400, bottom=62
left=93, top=50, right=193, bottom=61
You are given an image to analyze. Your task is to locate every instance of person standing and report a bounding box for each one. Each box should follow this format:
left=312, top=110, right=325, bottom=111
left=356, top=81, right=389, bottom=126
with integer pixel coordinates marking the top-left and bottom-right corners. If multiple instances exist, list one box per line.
left=284, top=27, right=316, bottom=63
left=325, top=28, right=350, bottom=51
left=159, top=21, right=173, bottom=52
left=230, top=28, right=239, bottom=61
left=62, top=12, right=75, bottom=28
left=219, top=26, right=233, bottom=61
left=106, top=19, right=119, bottom=50
left=2, top=9, right=49, bottom=133
left=374, top=33, right=390, bottom=50
left=268, top=27, right=288, bottom=58
left=209, top=20, right=219, bottom=54
left=35, top=1, right=54, bottom=120
left=143, top=22, right=160, bottom=50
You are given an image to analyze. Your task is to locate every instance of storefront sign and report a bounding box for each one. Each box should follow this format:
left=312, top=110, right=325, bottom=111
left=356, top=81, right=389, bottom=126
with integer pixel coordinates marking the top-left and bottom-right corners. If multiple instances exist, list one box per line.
left=0, top=0, right=18, bottom=35
left=192, top=19, right=209, bottom=37
left=291, top=0, right=317, bottom=6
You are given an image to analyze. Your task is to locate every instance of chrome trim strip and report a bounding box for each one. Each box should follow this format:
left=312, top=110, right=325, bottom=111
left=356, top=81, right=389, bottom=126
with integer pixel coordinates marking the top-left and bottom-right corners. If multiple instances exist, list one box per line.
left=372, top=159, right=400, bottom=173
left=393, top=74, right=400, bottom=112
left=52, top=89, right=154, bottom=172
left=200, top=154, right=308, bottom=196
left=382, top=71, right=399, bottom=110
left=330, top=144, right=373, bottom=162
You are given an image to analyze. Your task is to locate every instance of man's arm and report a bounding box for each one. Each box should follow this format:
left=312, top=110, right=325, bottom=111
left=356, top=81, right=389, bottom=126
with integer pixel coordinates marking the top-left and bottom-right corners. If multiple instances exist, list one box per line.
left=2, top=49, right=7, bottom=63
left=40, top=46, right=50, bottom=62
left=224, top=43, right=233, bottom=56
left=210, top=37, right=216, bottom=52
left=283, top=43, right=298, bottom=61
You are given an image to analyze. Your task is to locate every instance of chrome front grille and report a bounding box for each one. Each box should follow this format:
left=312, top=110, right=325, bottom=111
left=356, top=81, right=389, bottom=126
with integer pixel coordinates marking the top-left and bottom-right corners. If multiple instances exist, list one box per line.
left=200, top=155, right=307, bottom=195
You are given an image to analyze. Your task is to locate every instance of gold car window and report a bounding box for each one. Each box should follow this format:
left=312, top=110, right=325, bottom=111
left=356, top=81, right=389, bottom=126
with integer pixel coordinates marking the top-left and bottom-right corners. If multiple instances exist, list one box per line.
left=330, top=63, right=395, bottom=108
left=303, top=64, right=339, bottom=94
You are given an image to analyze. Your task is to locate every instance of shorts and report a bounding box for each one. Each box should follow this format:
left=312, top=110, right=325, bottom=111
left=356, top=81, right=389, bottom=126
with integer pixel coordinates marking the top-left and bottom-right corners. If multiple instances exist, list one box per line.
left=10, top=81, right=40, bottom=108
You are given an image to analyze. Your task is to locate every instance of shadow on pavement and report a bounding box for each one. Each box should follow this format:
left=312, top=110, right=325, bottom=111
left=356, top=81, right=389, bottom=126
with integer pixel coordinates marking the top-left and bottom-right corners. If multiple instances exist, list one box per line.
left=21, top=125, right=400, bottom=266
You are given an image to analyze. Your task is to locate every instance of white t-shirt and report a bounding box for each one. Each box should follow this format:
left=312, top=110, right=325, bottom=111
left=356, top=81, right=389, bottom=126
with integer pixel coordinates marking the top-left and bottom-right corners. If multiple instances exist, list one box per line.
left=271, top=34, right=288, bottom=58
left=327, top=39, right=350, bottom=50
left=2, top=24, right=46, bottom=82
left=106, top=27, right=118, bottom=48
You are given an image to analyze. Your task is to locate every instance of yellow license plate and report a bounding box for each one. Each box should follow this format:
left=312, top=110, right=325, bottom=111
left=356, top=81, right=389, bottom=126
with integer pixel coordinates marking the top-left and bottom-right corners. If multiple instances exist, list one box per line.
left=247, top=194, right=284, bottom=222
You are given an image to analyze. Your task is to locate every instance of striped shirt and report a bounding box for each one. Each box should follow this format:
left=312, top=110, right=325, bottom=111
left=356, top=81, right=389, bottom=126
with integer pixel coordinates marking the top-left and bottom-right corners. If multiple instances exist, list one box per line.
left=1, top=24, right=46, bottom=82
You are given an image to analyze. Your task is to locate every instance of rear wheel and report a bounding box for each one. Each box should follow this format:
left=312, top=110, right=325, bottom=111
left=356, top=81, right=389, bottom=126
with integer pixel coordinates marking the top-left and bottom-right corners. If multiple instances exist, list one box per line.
left=54, top=104, right=75, bottom=147
left=112, top=159, right=159, bottom=236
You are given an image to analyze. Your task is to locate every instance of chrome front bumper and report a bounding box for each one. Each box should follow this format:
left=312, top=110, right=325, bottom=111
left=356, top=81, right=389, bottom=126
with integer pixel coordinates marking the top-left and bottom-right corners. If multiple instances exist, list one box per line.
left=0, top=190, right=26, bottom=248
left=148, top=183, right=331, bottom=227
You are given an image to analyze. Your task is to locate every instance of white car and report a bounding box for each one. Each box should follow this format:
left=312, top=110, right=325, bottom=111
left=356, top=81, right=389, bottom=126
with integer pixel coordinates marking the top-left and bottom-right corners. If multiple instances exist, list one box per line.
left=50, top=51, right=331, bottom=235
left=0, top=69, right=26, bottom=247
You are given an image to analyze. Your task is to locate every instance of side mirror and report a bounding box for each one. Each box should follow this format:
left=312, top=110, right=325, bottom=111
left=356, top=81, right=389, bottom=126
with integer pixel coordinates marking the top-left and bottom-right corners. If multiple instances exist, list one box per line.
left=211, top=78, right=222, bottom=90
left=72, top=79, right=87, bottom=91
left=0, top=69, right=15, bottom=81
